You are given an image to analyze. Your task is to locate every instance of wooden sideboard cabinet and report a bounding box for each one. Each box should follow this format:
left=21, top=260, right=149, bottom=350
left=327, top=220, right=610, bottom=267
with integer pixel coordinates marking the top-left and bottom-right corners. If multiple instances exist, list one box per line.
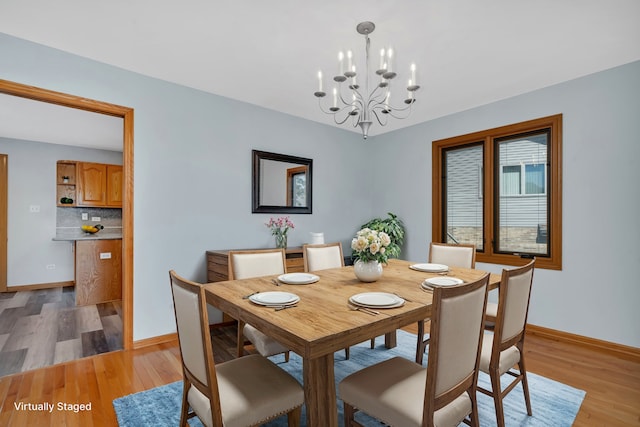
left=206, top=247, right=305, bottom=283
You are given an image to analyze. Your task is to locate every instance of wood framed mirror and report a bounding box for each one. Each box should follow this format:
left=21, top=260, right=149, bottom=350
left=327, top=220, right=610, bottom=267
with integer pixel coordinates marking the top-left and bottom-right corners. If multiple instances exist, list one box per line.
left=252, top=150, right=312, bottom=214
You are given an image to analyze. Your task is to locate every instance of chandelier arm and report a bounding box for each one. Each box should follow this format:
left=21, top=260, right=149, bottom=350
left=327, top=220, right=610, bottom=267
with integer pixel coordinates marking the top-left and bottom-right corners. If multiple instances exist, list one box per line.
left=337, top=84, right=364, bottom=108
left=316, top=98, right=362, bottom=125
left=333, top=111, right=354, bottom=125
left=382, top=102, right=416, bottom=119
left=333, top=104, right=362, bottom=125
left=318, top=100, right=346, bottom=115
left=316, top=98, right=343, bottom=115
left=370, top=108, right=387, bottom=126
left=367, top=84, right=386, bottom=103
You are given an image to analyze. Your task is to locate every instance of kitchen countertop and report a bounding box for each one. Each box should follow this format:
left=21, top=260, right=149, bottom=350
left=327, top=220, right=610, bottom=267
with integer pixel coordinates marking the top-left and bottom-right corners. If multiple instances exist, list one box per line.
left=53, top=232, right=122, bottom=241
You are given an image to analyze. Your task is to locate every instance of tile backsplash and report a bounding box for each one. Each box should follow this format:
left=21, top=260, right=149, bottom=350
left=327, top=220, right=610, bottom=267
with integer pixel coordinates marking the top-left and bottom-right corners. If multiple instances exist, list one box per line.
left=56, top=207, right=122, bottom=231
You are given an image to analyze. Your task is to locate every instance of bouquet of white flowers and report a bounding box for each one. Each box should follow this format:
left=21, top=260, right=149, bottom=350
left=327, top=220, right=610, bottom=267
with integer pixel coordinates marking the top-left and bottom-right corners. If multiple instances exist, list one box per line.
left=351, top=227, right=392, bottom=264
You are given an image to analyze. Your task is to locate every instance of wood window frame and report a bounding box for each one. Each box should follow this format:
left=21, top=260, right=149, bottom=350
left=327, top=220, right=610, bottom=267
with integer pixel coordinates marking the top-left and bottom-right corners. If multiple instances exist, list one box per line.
left=432, top=114, right=562, bottom=270
left=286, top=165, right=308, bottom=207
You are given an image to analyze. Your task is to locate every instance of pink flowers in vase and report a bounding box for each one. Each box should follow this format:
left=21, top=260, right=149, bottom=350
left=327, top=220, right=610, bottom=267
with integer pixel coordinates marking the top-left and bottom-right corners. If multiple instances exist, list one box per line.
left=266, top=216, right=295, bottom=249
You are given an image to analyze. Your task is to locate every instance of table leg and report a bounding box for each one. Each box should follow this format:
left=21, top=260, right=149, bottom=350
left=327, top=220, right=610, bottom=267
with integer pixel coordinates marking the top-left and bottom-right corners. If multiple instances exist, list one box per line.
left=303, top=353, right=338, bottom=427
left=385, top=330, right=397, bottom=348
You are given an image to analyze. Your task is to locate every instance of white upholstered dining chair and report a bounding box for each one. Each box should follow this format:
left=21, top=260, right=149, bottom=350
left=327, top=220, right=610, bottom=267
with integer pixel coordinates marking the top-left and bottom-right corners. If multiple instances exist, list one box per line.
left=416, top=242, right=477, bottom=364
left=429, top=242, right=477, bottom=268
left=229, top=248, right=290, bottom=361
left=302, top=242, right=344, bottom=272
left=339, top=273, right=489, bottom=427
left=477, top=259, right=535, bottom=427
left=168, top=270, right=304, bottom=427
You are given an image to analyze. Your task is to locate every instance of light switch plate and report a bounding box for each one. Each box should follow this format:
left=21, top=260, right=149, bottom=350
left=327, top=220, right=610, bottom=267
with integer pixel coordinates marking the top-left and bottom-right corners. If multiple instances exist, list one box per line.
left=81, top=213, right=88, bottom=220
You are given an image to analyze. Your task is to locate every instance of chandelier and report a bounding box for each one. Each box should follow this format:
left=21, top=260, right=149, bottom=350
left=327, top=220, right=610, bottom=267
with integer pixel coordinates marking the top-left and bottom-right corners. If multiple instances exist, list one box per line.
left=314, top=21, right=420, bottom=139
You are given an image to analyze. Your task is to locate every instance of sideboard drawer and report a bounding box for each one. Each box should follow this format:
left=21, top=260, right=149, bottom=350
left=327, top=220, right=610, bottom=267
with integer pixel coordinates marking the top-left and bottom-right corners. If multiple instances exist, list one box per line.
left=285, top=255, right=304, bottom=273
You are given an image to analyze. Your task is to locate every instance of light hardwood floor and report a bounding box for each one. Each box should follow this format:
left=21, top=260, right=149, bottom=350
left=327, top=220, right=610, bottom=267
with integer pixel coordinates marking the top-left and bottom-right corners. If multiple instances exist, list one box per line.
left=0, top=324, right=638, bottom=426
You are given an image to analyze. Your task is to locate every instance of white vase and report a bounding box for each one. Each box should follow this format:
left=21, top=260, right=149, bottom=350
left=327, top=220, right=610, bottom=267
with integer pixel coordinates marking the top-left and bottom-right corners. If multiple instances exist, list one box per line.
left=353, top=260, right=383, bottom=282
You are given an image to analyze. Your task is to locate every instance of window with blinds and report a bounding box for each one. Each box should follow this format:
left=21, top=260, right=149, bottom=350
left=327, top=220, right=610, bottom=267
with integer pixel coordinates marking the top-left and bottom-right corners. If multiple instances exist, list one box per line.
left=432, top=115, right=562, bottom=270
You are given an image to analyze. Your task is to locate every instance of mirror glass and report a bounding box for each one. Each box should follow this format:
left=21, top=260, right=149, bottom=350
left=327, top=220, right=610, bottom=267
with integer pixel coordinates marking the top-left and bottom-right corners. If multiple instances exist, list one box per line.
left=252, top=150, right=312, bottom=214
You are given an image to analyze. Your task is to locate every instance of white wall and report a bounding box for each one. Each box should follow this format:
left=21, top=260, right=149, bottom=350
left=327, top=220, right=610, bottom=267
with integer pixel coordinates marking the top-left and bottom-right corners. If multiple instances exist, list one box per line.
left=0, top=137, right=122, bottom=286
left=367, top=60, right=640, bottom=348
left=1, top=32, right=638, bottom=348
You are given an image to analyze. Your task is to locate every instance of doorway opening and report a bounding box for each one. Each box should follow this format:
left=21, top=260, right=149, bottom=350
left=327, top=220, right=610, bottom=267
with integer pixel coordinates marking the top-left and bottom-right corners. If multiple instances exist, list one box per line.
left=0, top=80, right=134, bottom=364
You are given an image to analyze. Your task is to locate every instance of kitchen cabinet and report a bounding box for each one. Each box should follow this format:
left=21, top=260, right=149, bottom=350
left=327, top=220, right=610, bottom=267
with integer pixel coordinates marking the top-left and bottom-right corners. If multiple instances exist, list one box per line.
left=75, top=239, right=122, bottom=305
left=106, top=164, right=123, bottom=206
left=77, top=162, right=107, bottom=206
left=56, top=161, right=77, bottom=207
left=65, top=161, right=123, bottom=208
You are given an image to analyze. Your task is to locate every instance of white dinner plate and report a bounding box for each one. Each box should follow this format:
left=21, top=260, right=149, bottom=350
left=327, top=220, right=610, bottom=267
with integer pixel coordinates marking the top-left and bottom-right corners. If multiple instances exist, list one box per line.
left=349, top=292, right=404, bottom=308
left=277, top=273, right=320, bottom=285
left=422, top=277, right=464, bottom=288
left=249, top=291, right=300, bottom=306
left=409, top=263, right=449, bottom=273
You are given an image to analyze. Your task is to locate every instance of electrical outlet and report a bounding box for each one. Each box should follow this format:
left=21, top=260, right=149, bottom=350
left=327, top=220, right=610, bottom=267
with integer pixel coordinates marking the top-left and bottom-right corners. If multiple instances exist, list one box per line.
left=100, top=252, right=112, bottom=260
left=91, top=216, right=101, bottom=222
left=81, top=213, right=88, bottom=220
left=46, top=264, right=55, bottom=270
left=29, top=205, right=40, bottom=213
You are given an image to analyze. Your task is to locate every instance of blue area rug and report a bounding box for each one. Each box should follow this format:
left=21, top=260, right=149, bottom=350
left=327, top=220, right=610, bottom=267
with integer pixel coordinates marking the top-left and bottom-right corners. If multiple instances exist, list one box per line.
left=113, top=331, right=585, bottom=426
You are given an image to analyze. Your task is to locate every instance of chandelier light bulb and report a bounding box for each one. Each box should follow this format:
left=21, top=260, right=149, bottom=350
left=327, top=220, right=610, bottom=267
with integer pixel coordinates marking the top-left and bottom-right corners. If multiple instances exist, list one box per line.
left=318, top=71, right=323, bottom=92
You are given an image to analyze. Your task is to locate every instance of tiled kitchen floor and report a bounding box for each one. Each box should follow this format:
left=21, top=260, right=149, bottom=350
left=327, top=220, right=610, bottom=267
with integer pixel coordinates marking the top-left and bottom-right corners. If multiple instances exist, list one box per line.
left=0, top=287, right=122, bottom=377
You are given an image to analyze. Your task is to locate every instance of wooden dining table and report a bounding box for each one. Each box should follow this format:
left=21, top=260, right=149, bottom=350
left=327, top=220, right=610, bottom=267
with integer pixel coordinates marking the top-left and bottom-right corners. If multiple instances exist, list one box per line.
left=203, top=258, right=501, bottom=427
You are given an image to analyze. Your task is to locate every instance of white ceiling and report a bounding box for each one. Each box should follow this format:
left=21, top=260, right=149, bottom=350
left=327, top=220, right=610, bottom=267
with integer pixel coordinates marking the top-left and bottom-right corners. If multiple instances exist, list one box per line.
left=1, top=0, right=639, bottom=145
left=0, top=93, right=123, bottom=151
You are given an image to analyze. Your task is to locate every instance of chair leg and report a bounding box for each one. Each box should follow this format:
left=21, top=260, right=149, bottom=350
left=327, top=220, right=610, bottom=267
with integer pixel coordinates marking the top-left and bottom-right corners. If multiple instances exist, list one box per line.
left=469, top=393, right=480, bottom=427
left=284, top=351, right=290, bottom=363
left=287, top=406, right=301, bottom=427
left=519, top=355, right=533, bottom=416
left=179, top=379, right=190, bottom=427
left=236, top=320, right=245, bottom=358
left=490, top=370, right=506, bottom=427
left=416, top=319, right=424, bottom=364
left=344, top=347, right=350, bottom=359
left=416, top=319, right=427, bottom=365
left=370, top=338, right=375, bottom=349
left=343, top=402, right=356, bottom=427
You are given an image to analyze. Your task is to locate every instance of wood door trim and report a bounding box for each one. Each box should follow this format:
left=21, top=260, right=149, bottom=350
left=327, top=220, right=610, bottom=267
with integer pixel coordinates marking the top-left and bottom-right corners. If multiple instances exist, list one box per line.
left=0, top=154, right=6, bottom=292
left=0, top=79, right=134, bottom=350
